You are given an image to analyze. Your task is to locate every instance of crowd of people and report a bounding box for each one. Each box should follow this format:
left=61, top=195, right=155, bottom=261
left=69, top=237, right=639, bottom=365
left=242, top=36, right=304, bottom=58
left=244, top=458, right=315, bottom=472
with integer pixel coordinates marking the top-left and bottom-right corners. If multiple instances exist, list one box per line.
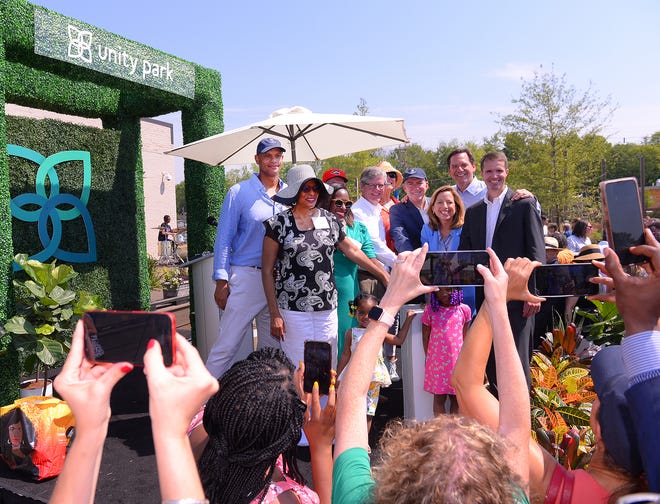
left=45, top=139, right=660, bottom=503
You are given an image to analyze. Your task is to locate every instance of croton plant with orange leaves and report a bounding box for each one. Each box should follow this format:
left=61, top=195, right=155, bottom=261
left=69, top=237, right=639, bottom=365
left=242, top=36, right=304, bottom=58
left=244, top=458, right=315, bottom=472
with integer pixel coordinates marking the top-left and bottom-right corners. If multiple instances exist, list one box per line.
left=531, top=317, right=600, bottom=469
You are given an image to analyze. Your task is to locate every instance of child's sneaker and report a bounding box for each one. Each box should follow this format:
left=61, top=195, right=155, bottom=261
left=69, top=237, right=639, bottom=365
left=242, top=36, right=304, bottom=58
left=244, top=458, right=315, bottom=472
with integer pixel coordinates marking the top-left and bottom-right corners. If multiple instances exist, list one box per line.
left=387, top=359, right=400, bottom=382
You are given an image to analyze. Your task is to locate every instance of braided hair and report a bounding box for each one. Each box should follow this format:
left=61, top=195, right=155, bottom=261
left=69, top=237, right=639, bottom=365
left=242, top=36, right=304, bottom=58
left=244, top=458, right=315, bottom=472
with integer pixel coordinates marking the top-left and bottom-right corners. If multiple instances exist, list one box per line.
left=430, top=287, right=463, bottom=311
left=198, top=347, right=307, bottom=504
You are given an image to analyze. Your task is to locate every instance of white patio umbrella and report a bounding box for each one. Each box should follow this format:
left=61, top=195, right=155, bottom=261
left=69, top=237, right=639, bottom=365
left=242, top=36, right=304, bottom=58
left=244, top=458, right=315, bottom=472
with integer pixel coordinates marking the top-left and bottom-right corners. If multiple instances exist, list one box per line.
left=166, top=106, right=409, bottom=165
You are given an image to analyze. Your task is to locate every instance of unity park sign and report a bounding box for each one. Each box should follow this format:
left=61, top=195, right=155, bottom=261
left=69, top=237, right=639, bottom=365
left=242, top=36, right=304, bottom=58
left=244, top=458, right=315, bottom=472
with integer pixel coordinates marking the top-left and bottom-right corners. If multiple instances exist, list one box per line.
left=33, top=7, right=195, bottom=99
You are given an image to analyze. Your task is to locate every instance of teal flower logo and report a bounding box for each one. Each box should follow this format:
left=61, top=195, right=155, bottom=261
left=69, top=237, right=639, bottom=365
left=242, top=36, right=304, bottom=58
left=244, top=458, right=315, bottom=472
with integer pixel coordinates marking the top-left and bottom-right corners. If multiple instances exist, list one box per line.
left=8, top=144, right=97, bottom=271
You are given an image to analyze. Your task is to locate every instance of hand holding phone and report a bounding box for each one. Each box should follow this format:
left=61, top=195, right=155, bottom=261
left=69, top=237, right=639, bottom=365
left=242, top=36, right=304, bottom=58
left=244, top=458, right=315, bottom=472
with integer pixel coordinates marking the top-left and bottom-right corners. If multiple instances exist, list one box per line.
left=532, top=264, right=600, bottom=297
left=420, top=251, right=490, bottom=287
left=303, top=340, right=332, bottom=395
left=83, top=311, right=176, bottom=366
left=600, top=177, right=646, bottom=265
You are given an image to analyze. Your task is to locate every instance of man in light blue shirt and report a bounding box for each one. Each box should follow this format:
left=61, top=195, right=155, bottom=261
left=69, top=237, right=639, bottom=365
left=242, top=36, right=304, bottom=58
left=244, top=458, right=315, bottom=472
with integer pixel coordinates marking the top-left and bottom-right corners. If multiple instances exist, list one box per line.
left=206, top=138, right=287, bottom=379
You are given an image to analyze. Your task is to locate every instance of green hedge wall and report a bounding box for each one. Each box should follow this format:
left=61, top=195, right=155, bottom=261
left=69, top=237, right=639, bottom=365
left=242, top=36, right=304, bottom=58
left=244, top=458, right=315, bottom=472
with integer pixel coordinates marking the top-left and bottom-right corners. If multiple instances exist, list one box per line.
left=1, top=0, right=223, bottom=401
left=7, top=115, right=150, bottom=309
left=0, top=5, right=20, bottom=405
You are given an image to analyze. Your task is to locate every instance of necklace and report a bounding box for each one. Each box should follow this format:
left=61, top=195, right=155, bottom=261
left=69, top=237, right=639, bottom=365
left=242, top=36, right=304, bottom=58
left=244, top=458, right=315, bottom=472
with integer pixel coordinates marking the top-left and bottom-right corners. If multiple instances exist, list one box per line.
left=439, top=231, right=452, bottom=251
left=292, top=208, right=316, bottom=231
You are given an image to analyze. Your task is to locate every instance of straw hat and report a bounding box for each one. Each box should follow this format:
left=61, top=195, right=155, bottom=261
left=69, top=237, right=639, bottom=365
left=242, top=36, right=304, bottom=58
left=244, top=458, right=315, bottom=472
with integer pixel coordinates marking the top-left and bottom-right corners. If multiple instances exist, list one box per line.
left=544, top=236, right=560, bottom=249
left=573, top=244, right=605, bottom=262
left=377, top=161, right=403, bottom=190
left=273, top=164, right=333, bottom=205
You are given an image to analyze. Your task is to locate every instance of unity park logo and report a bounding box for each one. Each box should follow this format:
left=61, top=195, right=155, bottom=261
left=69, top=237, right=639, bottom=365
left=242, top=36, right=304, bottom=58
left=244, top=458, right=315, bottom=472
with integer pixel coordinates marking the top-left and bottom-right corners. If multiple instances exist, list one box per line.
left=8, top=145, right=97, bottom=271
left=67, top=23, right=174, bottom=81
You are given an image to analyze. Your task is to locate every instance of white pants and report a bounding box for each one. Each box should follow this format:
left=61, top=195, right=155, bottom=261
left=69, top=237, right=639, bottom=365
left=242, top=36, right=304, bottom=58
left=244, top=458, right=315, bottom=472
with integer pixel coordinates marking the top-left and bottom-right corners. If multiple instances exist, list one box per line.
left=280, top=308, right=338, bottom=371
left=280, top=308, right=337, bottom=447
left=205, top=266, right=280, bottom=379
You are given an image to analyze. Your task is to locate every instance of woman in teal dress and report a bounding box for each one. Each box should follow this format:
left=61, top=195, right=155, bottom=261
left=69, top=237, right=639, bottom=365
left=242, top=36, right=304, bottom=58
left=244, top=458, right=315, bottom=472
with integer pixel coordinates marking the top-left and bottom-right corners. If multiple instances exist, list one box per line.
left=324, top=185, right=381, bottom=358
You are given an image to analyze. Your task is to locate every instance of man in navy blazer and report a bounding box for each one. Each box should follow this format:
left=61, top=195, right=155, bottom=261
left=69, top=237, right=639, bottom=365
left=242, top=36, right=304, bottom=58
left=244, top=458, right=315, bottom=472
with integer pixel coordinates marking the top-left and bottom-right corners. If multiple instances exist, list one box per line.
left=600, top=237, right=660, bottom=489
left=459, top=152, right=545, bottom=390
left=389, top=168, right=430, bottom=252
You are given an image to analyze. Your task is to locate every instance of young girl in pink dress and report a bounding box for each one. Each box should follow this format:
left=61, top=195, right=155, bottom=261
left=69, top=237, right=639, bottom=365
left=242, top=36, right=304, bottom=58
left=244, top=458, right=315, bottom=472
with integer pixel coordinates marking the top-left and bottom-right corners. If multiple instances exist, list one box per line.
left=422, top=287, right=471, bottom=415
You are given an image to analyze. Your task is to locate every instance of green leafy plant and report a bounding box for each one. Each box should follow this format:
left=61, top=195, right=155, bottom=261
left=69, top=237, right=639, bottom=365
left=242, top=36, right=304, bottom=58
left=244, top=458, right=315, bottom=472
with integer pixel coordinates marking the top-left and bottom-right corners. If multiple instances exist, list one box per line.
left=574, top=299, right=625, bottom=346
left=3, top=254, right=104, bottom=394
left=147, top=255, right=164, bottom=289
left=160, top=266, right=184, bottom=289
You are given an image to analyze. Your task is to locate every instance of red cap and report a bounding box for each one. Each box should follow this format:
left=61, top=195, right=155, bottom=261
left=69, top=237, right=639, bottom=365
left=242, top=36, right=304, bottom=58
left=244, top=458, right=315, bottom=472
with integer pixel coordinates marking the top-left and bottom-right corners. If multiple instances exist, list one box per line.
left=322, top=168, right=348, bottom=183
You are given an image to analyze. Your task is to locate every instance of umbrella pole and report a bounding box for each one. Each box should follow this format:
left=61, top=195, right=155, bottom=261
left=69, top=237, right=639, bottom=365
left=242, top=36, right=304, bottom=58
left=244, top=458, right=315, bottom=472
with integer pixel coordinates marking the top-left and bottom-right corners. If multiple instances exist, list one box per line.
left=291, top=140, right=297, bottom=164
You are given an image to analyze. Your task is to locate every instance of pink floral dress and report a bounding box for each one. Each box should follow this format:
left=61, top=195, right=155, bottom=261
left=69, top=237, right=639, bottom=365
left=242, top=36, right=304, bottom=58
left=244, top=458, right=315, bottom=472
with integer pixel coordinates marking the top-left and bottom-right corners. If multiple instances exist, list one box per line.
left=421, top=303, right=471, bottom=395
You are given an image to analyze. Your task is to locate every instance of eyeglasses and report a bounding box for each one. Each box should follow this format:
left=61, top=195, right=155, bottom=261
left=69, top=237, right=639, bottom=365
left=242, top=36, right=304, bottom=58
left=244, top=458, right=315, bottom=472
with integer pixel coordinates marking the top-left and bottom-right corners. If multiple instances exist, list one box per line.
left=331, top=199, right=353, bottom=209
left=301, top=184, right=320, bottom=193
left=362, top=182, right=385, bottom=190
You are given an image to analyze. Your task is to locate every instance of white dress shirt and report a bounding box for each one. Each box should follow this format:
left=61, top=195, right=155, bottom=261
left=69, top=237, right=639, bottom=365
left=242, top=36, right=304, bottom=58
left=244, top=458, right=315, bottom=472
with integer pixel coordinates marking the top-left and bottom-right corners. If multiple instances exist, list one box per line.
left=484, top=186, right=508, bottom=248
left=352, top=196, right=396, bottom=268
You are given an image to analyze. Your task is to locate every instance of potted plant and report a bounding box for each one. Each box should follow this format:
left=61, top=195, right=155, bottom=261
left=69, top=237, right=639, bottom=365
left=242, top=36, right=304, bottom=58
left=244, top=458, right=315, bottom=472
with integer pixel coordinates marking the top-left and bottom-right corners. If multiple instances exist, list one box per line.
left=160, top=267, right=183, bottom=299
left=3, top=254, right=104, bottom=396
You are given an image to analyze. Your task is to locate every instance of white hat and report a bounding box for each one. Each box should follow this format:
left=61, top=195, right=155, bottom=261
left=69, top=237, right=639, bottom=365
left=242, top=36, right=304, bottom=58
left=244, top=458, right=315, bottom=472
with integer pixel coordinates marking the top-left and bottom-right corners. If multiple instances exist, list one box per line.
left=273, top=164, right=333, bottom=205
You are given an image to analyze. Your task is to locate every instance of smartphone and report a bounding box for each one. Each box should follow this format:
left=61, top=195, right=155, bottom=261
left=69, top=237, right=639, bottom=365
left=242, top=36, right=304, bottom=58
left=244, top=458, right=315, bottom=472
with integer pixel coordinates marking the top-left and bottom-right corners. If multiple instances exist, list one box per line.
left=82, top=311, right=176, bottom=366
left=532, top=264, right=600, bottom=297
left=420, top=251, right=490, bottom=287
left=600, top=177, right=646, bottom=265
left=303, top=340, right=332, bottom=395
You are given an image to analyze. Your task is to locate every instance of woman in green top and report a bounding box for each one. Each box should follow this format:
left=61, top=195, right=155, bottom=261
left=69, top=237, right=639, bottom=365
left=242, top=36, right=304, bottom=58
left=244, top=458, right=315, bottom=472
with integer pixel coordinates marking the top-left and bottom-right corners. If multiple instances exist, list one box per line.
left=323, top=185, right=381, bottom=358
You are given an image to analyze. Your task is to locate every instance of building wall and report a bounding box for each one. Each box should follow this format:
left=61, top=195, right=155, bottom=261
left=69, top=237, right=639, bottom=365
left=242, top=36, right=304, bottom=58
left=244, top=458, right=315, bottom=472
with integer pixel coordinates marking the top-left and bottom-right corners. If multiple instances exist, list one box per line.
left=141, top=118, right=177, bottom=258
left=4, top=104, right=176, bottom=260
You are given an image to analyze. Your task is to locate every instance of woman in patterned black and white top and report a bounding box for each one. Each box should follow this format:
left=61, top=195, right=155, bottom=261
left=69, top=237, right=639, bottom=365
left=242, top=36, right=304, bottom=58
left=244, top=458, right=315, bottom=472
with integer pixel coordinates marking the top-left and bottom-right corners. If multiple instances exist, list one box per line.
left=262, top=164, right=389, bottom=368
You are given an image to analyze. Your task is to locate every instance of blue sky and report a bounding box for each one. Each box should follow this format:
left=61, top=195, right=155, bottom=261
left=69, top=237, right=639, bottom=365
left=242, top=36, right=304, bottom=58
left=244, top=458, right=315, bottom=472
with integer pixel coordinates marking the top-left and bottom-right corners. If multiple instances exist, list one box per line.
left=31, top=0, right=660, bottom=181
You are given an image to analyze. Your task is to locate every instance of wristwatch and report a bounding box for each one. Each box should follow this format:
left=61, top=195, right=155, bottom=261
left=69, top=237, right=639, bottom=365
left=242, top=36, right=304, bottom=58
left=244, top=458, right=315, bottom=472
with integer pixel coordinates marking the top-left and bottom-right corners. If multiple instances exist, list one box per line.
left=368, top=306, right=396, bottom=328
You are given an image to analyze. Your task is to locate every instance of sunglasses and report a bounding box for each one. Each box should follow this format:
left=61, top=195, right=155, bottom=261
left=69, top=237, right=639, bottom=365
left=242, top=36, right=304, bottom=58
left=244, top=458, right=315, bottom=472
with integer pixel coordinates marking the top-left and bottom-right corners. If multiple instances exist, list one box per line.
left=332, top=199, right=353, bottom=209
left=301, top=184, right=320, bottom=193
left=387, top=172, right=398, bottom=179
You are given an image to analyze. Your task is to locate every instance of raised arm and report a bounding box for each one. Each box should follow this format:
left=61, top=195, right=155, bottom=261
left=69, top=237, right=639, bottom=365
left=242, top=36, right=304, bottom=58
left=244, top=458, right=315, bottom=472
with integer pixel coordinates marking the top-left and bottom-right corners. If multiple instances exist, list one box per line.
left=50, top=322, right=132, bottom=504
left=384, top=309, right=418, bottom=346
left=143, top=334, right=219, bottom=503
left=335, top=245, right=435, bottom=458
left=478, top=251, right=531, bottom=495
left=303, top=376, right=336, bottom=504
left=452, top=256, right=550, bottom=498
left=338, top=238, right=390, bottom=286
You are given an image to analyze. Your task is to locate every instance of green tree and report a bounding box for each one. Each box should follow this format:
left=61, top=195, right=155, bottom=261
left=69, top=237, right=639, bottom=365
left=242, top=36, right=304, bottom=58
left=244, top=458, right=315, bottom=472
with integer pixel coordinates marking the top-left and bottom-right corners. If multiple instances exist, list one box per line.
left=225, top=165, right=256, bottom=188
left=497, top=69, right=616, bottom=223
left=643, top=131, right=660, bottom=146
left=607, top=142, right=660, bottom=188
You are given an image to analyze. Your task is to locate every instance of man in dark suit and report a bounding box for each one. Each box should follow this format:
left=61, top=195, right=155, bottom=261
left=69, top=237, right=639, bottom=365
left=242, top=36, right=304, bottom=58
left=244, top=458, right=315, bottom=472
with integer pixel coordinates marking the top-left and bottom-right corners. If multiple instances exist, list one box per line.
left=459, top=152, right=545, bottom=390
left=389, top=168, right=430, bottom=252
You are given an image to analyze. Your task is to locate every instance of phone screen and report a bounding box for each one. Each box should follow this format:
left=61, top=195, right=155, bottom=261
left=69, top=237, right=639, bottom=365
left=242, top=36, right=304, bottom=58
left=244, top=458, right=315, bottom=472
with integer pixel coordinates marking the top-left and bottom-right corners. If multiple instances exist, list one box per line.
left=533, top=264, right=600, bottom=297
left=82, top=311, right=176, bottom=366
left=420, top=251, right=489, bottom=287
left=303, top=340, right=332, bottom=395
left=600, top=178, right=645, bottom=265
